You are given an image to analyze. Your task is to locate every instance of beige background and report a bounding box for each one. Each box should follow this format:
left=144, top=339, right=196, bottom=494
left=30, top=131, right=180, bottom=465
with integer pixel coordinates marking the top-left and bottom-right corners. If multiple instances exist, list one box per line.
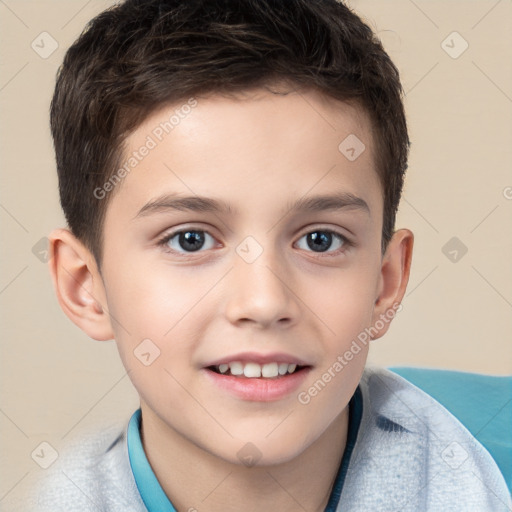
left=1, top=0, right=511, bottom=505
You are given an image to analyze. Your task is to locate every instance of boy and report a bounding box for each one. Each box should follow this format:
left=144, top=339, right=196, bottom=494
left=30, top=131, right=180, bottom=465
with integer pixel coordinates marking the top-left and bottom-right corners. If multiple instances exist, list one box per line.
left=19, top=0, right=511, bottom=510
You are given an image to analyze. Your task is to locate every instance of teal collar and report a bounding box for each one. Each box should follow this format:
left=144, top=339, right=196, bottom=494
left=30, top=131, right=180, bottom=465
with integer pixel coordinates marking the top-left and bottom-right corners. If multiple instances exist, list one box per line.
left=127, top=409, right=177, bottom=511
left=128, top=387, right=362, bottom=512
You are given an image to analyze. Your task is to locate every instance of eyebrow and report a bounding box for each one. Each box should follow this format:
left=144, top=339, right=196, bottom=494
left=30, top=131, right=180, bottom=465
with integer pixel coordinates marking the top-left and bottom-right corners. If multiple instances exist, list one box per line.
left=133, top=191, right=370, bottom=219
left=287, top=192, right=370, bottom=215
left=134, top=194, right=233, bottom=218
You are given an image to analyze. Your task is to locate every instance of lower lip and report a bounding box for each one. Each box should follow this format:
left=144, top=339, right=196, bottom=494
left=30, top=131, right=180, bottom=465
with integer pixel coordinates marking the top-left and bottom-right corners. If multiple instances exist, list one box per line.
left=203, top=367, right=311, bottom=402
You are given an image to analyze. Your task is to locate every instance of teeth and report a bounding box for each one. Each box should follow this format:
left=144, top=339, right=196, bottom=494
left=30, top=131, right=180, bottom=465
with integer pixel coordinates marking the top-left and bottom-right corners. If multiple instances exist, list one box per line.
left=216, top=361, right=300, bottom=378
left=229, top=362, right=244, bottom=376
left=278, top=363, right=289, bottom=375
left=244, top=363, right=261, bottom=378
left=262, top=363, right=278, bottom=378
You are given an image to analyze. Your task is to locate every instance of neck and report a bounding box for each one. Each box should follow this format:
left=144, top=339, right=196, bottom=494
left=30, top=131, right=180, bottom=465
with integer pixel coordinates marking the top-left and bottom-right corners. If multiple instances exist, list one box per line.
left=140, top=404, right=349, bottom=512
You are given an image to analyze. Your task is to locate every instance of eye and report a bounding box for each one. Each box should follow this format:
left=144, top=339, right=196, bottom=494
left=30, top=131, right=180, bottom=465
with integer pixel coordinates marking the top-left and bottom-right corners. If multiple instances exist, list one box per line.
left=295, top=230, right=348, bottom=254
left=158, top=229, right=217, bottom=254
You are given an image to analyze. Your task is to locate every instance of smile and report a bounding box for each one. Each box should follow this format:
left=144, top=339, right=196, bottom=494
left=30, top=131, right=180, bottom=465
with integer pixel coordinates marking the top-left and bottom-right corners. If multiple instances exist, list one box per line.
left=204, top=361, right=311, bottom=401
left=210, top=361, right=302, bottom=378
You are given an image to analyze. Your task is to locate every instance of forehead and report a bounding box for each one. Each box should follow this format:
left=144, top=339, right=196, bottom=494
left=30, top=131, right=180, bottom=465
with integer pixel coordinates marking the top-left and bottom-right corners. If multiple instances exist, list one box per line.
left=105, top=88, right=381, bottom=224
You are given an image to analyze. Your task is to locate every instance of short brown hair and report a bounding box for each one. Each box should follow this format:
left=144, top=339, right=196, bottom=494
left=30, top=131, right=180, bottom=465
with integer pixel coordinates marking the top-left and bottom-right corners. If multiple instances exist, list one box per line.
left=51, top=0, right=409, bottom=265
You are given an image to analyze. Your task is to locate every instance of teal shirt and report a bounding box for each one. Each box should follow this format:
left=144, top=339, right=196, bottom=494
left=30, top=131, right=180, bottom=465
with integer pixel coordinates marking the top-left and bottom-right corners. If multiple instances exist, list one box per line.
left=127, top=387, right=363, bottom=511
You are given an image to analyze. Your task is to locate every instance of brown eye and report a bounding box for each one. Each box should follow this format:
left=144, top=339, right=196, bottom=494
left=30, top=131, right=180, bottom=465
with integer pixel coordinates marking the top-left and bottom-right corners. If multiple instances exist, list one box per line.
left=160, top=230, right=216, bottom=253
left=296, top=230, right=347, bottom=253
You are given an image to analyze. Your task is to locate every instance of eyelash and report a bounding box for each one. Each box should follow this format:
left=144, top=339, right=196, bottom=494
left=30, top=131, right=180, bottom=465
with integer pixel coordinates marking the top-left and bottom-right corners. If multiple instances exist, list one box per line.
left=156, top=226, right=353, bottom=259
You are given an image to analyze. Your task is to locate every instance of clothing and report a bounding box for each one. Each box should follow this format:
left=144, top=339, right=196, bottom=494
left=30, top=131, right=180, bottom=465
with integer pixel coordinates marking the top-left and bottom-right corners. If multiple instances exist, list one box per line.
left=390, top=365, right=512, bottom=489
left=10, top=367, right=512, bottom=511
left=127, top=387, right=362, bottom=512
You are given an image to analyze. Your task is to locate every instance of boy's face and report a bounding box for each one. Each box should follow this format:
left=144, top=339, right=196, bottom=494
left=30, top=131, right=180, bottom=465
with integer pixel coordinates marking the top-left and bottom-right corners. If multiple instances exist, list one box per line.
left=88, top=88, right=408, bottom=464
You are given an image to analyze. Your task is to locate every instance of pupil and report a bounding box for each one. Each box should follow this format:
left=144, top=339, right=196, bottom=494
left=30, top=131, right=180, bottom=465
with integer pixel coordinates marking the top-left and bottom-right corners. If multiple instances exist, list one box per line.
left=307, top=232, right=331, bottom=252
left=179, top=231, right=205, bottom=252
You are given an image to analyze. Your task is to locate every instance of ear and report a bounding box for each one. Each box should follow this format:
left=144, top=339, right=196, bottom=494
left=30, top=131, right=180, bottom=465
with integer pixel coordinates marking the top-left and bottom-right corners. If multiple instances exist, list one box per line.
left=48, top=228, right=114, bottom=341
left=370, top=229, right=414, bottom=340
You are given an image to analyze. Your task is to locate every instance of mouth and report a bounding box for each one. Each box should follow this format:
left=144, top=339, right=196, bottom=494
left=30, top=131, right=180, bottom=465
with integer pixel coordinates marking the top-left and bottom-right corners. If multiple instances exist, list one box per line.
left=202, top=352, right=313, bottom=401
left=207, top=361, right=308, bottom=379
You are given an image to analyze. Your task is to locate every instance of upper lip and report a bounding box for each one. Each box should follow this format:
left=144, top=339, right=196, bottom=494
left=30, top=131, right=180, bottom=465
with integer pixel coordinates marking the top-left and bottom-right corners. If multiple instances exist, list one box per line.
left=203, top=351, right=312, bottom=368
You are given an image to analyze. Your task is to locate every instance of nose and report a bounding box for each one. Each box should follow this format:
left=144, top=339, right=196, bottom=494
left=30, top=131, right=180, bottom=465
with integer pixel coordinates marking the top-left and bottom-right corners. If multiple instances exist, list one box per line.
left=223, top=248, right=300, bottom=329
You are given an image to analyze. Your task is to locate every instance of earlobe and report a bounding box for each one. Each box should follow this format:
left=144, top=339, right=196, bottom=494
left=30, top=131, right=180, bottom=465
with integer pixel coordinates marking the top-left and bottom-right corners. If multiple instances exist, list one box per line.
left=48, top=228, right=114, bottom=341
left=371, top=229, right=414, bottom=340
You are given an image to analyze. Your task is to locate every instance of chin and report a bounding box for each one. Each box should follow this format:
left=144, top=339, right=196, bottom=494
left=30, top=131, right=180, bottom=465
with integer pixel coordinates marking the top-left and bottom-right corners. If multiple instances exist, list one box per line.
left=214, top=431, right=312, bottom=468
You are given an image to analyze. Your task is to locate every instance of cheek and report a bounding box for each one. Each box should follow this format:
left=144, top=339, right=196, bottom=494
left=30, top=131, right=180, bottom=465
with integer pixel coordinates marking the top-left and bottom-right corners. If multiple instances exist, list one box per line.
left=104, top=259, right=194, bottom=334
left=103, top=261, right=215, bottom=377
left=296, top=263, right=377, bottom=410
left=304, top=262, right=379, bottom=338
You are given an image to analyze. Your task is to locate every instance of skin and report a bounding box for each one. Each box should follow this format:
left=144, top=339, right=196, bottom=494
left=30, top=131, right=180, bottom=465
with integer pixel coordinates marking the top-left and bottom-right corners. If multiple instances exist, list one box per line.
left=49, top=87, right=413, bottom=512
